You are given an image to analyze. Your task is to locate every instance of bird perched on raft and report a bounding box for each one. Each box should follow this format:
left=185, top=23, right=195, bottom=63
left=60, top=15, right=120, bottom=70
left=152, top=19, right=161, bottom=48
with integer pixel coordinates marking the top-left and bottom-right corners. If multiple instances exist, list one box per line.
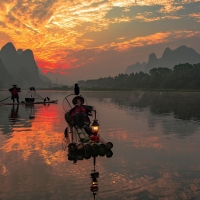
left=74, top=83, right=80, bottom=95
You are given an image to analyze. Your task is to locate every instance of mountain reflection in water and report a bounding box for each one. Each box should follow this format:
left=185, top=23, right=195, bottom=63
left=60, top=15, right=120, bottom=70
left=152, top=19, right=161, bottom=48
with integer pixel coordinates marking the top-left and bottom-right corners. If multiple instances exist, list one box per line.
left=1, top=91, right=200, bottom=199
left=85, top=91, right=200, bottom=138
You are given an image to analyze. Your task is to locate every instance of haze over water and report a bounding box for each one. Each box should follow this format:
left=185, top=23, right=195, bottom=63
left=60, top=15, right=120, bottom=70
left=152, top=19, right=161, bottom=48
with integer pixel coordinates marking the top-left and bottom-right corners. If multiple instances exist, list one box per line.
left=1, top=91, right=200, bottom=199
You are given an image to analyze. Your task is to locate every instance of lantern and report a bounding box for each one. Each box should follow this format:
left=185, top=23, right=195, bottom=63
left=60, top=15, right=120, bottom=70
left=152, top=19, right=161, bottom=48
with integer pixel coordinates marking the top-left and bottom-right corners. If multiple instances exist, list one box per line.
left=91, top=119, right=99, bottom=135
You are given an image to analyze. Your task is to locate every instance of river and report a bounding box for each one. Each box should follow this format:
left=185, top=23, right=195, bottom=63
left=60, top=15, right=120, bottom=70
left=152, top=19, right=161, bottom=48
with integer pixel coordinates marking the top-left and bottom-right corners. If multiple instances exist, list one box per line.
left=1, top=90, right=200, bottom=200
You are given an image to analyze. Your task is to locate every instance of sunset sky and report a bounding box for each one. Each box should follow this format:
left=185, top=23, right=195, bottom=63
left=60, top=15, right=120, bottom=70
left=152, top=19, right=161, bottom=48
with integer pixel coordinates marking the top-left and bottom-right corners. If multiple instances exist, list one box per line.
left=0, top=0, right=200, bottom=84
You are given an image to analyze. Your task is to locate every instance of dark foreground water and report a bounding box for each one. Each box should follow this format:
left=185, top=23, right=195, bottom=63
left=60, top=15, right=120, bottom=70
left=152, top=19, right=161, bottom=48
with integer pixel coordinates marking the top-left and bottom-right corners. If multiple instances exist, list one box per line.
left=1, top=90, right=200, bottom=200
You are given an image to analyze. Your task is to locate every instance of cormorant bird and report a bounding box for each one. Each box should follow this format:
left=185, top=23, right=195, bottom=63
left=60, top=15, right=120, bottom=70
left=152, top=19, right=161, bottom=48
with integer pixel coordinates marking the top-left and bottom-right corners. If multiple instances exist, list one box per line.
left=74, top=83, right=79, bottom=95
left=29, top=87, right=35, bottom=91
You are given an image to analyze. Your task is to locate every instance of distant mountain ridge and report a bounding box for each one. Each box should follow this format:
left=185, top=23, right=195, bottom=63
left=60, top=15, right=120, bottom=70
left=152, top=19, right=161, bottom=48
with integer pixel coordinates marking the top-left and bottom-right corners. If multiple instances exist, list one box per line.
left=125, top=45, right=200, bottom=74
left=0, top=42, right=52, bottom=89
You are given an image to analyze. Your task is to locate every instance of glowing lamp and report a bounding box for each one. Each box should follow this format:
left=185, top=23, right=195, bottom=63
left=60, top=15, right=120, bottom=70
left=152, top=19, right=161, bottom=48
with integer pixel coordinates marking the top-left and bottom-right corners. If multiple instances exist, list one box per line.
left=91, top=181, right=98, bottom=192
left=91, top=119, right=99, bottom=134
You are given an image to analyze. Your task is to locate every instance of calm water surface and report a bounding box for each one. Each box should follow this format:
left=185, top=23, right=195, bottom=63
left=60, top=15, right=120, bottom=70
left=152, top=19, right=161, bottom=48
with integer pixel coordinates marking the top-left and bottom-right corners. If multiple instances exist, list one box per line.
left=1, top=91, right=200, bottom=200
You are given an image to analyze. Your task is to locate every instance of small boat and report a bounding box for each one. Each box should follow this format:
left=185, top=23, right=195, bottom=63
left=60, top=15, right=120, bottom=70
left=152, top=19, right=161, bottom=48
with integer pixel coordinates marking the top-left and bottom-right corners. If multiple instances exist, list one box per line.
left=25, top=87, right=56, bottom=103
left=0, top=103, right=23, bottom=106
left=0, top=87, right=58, bottom=106
left=0, top=100, right=58, bottom=106
left=26, top=100, right=58, bottom=104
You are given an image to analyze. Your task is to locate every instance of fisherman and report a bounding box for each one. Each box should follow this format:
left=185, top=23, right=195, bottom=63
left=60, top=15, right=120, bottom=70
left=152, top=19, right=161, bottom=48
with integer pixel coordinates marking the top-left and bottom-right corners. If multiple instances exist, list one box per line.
left=70, top=96, right=87, bottom=128
left=9, top=84, right=21, bottom=103
left=66, top=96, right=92, bottom=134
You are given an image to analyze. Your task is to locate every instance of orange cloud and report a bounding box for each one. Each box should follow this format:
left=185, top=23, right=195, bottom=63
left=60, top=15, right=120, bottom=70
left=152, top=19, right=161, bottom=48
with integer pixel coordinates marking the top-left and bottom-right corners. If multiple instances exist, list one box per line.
left=159, top=4, right=184, bottom=13
left=0, top=0, right=199, bottom=74
left=96, top=30, right=200, bottom=51
left=189, top=13, right=200, bottom=22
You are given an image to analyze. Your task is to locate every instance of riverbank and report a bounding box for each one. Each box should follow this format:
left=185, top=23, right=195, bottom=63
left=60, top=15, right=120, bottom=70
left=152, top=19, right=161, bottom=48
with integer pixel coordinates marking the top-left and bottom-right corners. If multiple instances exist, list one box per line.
left=2, top=87, right=200, bottom=93
left=38, top=87, right=200, bottom=93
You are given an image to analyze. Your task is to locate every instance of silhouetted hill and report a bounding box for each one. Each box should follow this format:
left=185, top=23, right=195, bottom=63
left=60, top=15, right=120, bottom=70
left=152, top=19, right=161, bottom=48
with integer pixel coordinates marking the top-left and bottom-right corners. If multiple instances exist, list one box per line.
left=45, top=71, right=74, bottom=85
left=0, top=43, right=21, bottom=77
left=125, top=62, right=146, bottom=74
left=17, top=49, right=23, bottom=55
left=0, top=58, right=13, bottom=88
left=125, top=46, right=200, bottom=74
left=0, top=42, right=52, bottom=89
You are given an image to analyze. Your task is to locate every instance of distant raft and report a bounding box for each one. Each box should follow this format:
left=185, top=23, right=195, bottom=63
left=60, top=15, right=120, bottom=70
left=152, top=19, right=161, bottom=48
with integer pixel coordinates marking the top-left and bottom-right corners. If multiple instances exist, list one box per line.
left=1, top=100, right=58, bottom=106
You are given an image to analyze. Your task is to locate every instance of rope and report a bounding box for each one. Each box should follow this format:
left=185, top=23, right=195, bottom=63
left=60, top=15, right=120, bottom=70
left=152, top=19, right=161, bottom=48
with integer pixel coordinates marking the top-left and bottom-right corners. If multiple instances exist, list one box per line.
left=0, top=96, right=11, bottom=103
left=62, top=94, right=74, bottom=111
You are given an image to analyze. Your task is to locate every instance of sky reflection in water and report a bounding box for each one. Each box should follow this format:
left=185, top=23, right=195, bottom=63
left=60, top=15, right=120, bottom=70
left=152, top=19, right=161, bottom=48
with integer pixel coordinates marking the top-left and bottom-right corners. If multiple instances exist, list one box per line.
left=1, top=91, right=200, bottom=199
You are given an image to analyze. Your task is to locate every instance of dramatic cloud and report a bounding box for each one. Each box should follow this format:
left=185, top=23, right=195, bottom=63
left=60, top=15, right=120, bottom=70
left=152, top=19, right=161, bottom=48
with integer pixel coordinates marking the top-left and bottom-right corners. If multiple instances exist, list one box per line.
left=0, top=0, right=199, bottom=83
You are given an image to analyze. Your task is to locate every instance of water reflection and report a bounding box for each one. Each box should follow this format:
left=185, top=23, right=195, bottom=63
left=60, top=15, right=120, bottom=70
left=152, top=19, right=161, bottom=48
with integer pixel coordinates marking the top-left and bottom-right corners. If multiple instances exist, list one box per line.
left=1, top=91, right=200, bottom=199
left=90, top=157, right=99, bottom=200
left=87, top=92, right=200, bottom=121
left=25, top=105, right=35, bottom=119
left=83, top=91, right=200, bottom=138
left=9, top=105, right=19, bottom=123
left=0, top=105, right=36, bottom=135
left=10, top=105, right=35, bottom=121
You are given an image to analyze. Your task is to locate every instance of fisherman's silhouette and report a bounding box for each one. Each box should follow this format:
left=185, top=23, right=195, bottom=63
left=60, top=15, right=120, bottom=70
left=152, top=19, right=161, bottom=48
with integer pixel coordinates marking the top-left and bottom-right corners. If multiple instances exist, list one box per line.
left=9, top=84, right=21, bottom=103
left=74, top=83, right=80, bottom=95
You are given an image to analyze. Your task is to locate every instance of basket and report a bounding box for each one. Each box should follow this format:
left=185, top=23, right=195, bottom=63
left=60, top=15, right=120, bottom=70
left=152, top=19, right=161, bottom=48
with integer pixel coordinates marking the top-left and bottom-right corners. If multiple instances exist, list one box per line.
left=25, top=98, right=35, bottom=103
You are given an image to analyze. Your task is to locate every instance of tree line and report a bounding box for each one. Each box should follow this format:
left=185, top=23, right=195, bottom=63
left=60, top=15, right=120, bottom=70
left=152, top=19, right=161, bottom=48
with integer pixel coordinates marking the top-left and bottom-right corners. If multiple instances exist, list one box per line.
left=78, top=63, right=200, bottom=90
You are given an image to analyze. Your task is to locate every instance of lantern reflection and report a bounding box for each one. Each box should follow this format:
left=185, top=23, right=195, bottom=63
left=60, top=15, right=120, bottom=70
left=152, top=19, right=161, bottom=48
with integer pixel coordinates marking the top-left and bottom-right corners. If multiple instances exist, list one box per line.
left=90, top=157, right=99, bottom=200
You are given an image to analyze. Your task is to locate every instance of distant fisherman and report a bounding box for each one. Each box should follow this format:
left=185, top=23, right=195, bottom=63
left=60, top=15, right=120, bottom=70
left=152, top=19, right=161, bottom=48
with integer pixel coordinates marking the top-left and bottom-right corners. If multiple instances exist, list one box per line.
left=9, top=84, right=21, bottom=103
